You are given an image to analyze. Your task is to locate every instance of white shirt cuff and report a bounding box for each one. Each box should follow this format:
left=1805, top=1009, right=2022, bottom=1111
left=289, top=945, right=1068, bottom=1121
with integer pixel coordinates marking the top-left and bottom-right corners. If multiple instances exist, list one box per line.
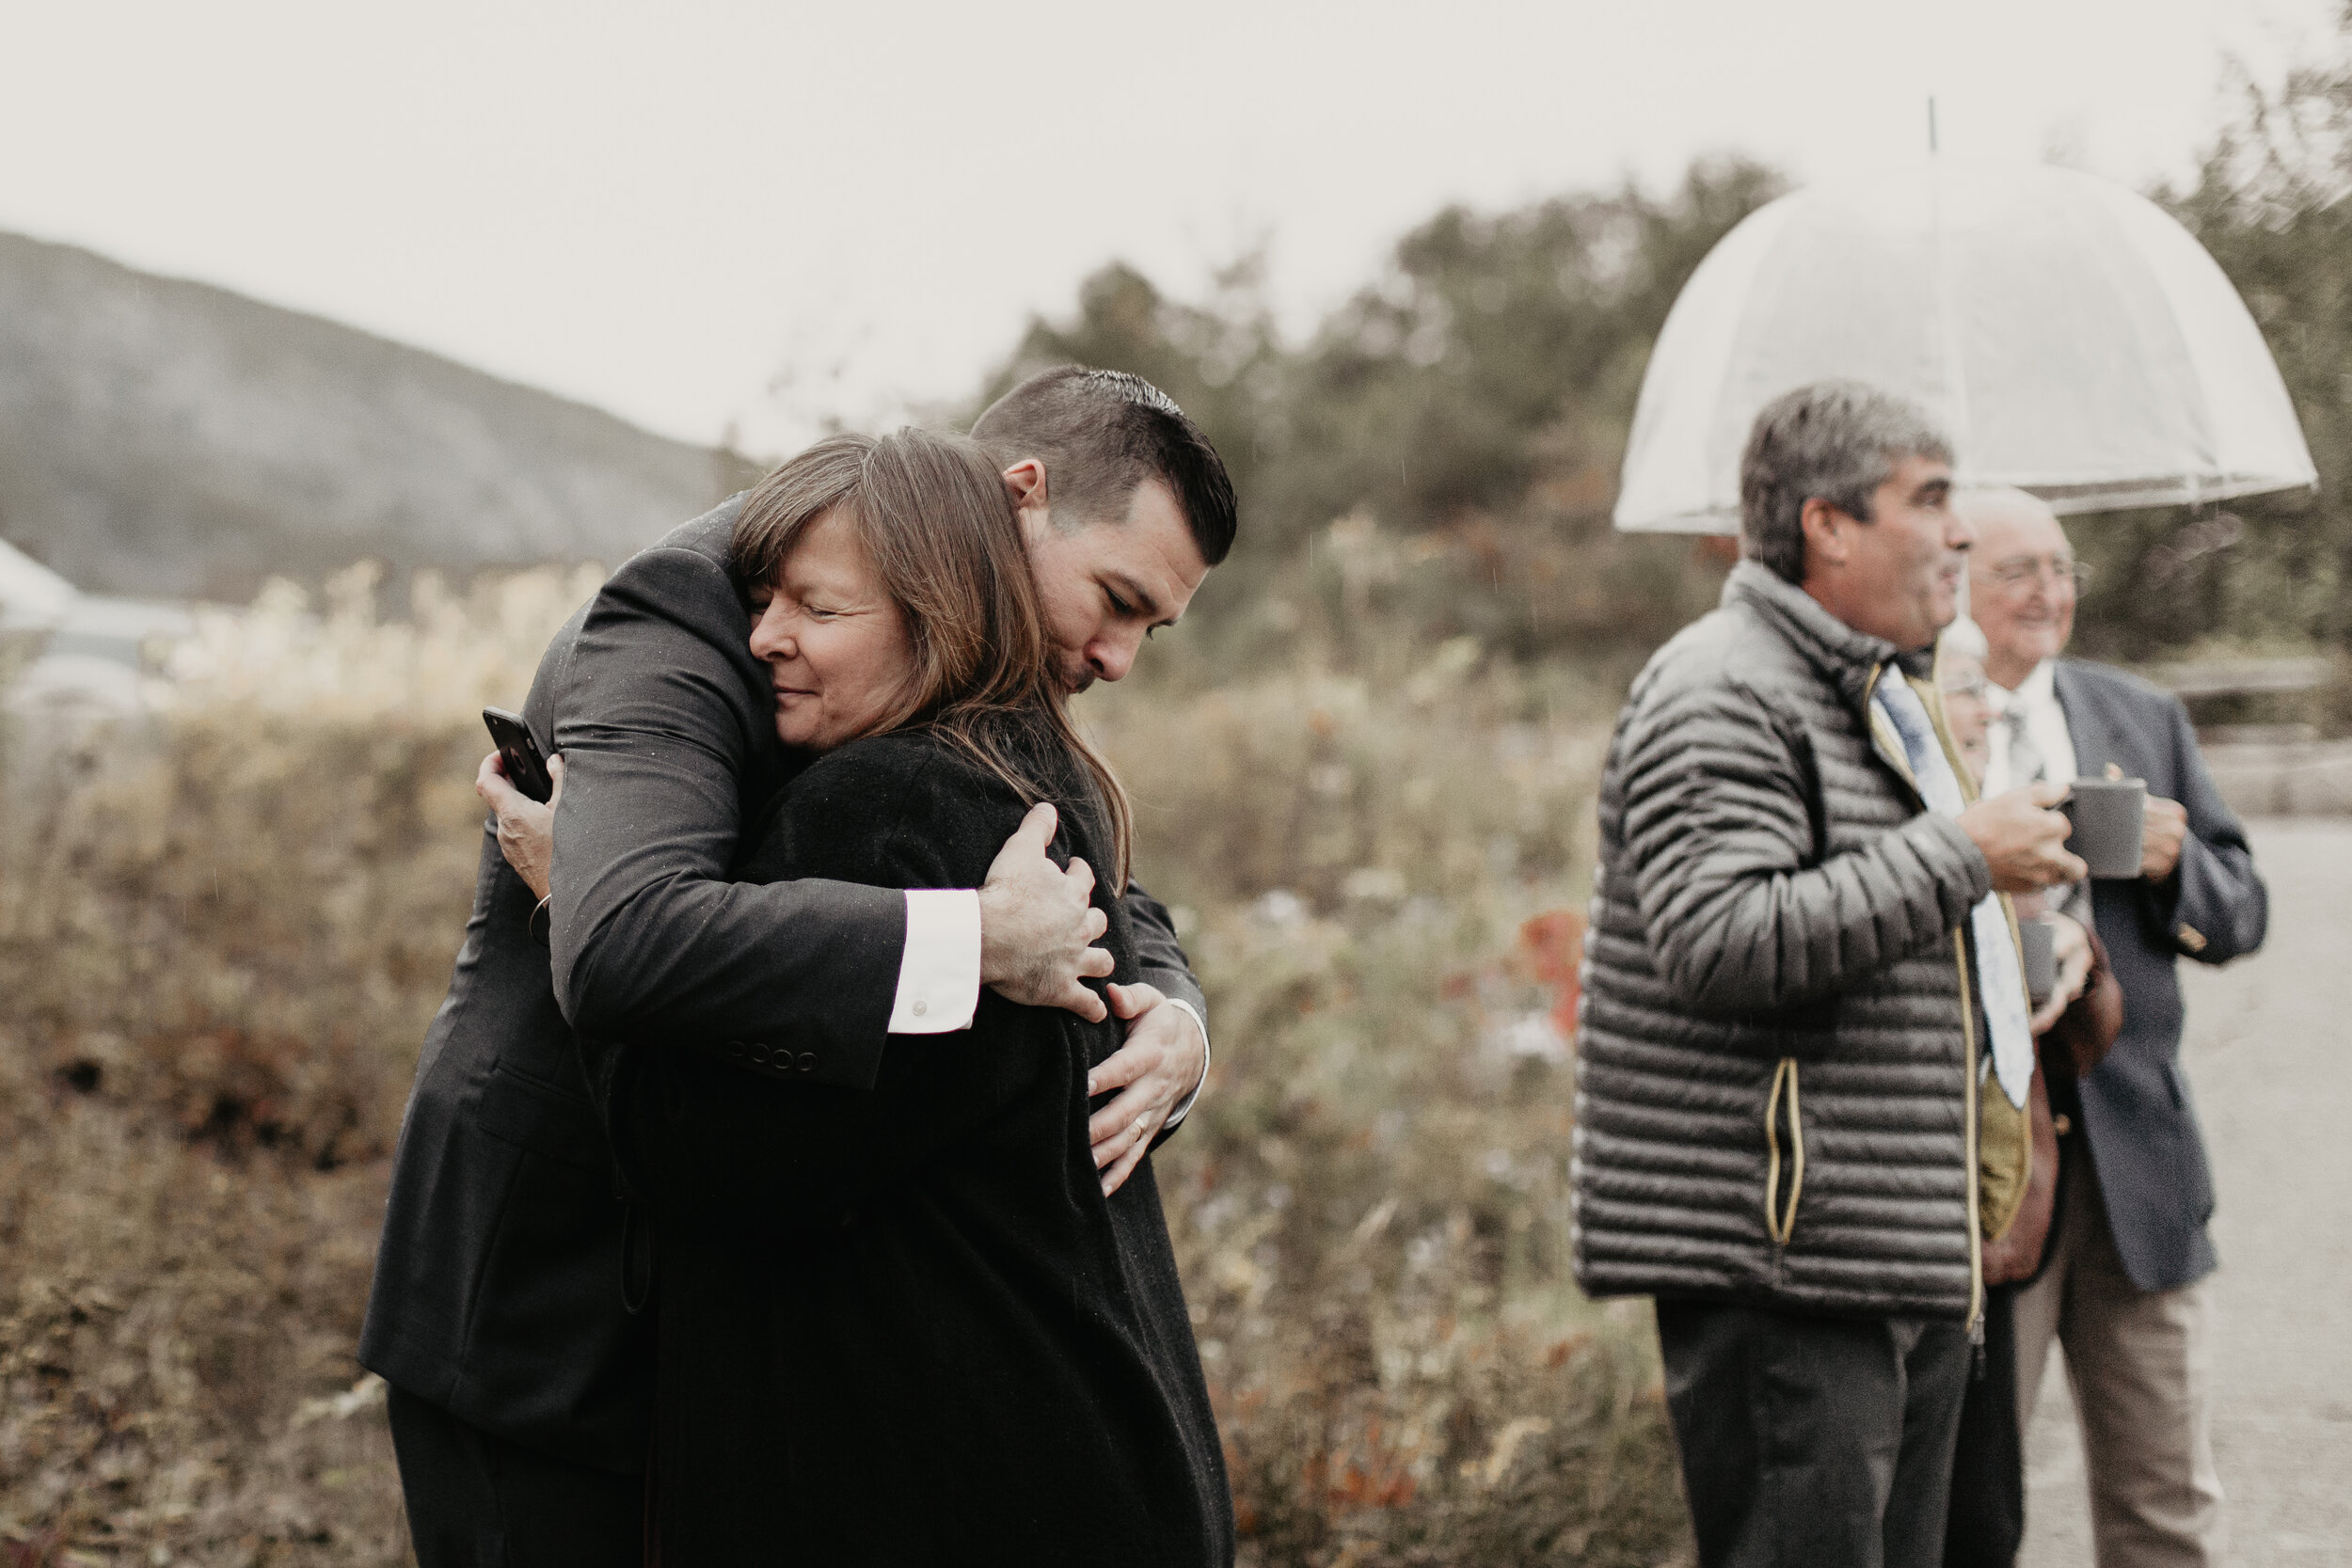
left=1161, top=997, right=1210, bottom=1129
left=888, top=889, right=980, bottom=1035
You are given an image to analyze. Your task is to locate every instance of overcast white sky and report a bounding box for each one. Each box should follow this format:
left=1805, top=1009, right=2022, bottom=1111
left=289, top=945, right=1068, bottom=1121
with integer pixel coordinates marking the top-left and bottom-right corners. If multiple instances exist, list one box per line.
left=1, top=0, right=2340, bottom=453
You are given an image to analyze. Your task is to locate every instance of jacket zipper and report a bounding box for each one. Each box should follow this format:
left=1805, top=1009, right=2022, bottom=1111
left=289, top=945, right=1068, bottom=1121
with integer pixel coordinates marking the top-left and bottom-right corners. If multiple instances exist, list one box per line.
left=1862, top=664, right=1987, bottom=1346
left=1954, top=930, right=1986, bottom=1353
left=1763, top=1056, right=1805, bottom=1247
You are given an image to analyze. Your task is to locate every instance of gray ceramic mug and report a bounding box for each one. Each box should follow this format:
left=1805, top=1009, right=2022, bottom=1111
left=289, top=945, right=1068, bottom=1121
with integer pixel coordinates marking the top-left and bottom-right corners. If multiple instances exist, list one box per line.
left=2063, top=777, right=2148, bottom=879
left=2016, top=915, right=2058, bottom=1006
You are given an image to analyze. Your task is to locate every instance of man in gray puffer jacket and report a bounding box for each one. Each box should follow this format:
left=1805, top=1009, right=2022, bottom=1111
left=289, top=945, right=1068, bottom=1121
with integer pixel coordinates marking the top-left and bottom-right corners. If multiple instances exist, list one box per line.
left=1574, top=382, right=2085, bottom=1568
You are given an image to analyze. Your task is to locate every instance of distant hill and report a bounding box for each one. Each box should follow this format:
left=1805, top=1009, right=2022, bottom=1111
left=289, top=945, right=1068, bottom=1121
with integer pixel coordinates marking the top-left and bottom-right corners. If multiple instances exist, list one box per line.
left=0, top=230, right=755, bottom=599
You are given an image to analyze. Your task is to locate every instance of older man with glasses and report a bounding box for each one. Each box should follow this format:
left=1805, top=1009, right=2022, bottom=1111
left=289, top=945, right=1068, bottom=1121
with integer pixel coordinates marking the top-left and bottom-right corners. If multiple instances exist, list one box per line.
left=1962, top=486, right=2267, bottom=1568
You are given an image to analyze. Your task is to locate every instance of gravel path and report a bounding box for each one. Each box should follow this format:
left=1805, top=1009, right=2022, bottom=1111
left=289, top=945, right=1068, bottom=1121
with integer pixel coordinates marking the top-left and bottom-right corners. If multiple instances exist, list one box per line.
left=2021, top=819, right=2352, bottom=1565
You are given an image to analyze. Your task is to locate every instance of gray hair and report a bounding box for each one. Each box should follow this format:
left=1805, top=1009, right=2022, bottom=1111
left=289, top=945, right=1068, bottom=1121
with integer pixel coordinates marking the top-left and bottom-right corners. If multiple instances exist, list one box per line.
left=1739, top=381, right=1953, bottom=582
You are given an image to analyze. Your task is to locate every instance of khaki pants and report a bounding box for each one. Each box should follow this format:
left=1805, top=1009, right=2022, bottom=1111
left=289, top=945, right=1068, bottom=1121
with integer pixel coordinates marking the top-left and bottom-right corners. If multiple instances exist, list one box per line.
left=2013, top=1155, right=2223, bottom=1566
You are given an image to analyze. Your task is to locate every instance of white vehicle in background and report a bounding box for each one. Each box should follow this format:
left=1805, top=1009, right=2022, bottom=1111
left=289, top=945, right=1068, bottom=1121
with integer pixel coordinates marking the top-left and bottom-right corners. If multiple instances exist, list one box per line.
left=2, top=535, right=193, bottom=720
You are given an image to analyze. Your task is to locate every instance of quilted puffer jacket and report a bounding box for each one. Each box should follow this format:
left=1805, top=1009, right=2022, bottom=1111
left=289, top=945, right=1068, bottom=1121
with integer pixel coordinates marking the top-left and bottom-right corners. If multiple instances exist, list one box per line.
left=1572, top=562, right=1998, bottom=1323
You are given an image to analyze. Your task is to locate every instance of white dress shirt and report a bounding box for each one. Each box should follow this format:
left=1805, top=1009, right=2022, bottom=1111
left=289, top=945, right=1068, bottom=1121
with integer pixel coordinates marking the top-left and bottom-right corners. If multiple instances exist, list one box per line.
left=1982, top=658, right=2079, bottom=800
left=887, top=889, right=1208, bottom=1128
left=890, top=889, right=986, bottom=1034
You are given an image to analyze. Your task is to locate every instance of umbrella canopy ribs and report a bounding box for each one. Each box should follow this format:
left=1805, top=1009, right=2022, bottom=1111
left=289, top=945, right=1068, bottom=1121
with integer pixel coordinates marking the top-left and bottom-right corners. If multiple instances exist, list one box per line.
left=1614, top=160, right=2317, bottom=533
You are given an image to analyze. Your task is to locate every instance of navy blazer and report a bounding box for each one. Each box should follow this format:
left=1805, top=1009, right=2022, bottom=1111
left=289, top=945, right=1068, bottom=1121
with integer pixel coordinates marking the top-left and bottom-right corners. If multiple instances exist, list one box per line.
left=2054, top=658, right=2267, bottom=1293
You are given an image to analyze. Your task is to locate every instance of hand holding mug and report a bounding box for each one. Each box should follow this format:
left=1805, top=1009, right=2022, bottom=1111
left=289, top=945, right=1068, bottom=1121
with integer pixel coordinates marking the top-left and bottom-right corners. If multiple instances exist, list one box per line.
left=1958, top=780, right=2087, bottom=893
left=2141, top=795, right=2187, bottom=881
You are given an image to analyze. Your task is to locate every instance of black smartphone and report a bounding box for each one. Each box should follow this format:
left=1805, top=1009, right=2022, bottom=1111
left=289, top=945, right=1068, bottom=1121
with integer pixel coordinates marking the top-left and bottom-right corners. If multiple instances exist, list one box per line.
left=482, top=706, right=555, bottom=803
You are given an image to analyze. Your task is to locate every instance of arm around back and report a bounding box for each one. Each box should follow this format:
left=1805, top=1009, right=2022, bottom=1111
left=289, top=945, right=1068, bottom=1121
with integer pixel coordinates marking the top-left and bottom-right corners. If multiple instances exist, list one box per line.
left=1624, top=672, right=1990, bottom=1016
left=550, top=539, right=907, bottom=1089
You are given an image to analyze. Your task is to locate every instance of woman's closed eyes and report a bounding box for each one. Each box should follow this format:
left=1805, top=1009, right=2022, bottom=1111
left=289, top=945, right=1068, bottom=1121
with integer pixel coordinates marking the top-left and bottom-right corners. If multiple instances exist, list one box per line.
left=745, top=508, right=915, bottom=753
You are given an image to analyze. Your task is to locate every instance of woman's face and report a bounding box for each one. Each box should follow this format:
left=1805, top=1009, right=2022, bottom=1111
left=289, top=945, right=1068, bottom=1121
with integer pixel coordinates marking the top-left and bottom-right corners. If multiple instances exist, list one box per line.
left=1939, top=649, right=1992, bottom=788
left=746, top=508, right=914, bottom=752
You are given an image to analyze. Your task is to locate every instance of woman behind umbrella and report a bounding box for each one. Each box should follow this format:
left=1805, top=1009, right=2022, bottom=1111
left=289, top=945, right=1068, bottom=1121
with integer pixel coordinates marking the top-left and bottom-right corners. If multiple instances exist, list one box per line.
left=617, top=428, right=1231, bottom=1566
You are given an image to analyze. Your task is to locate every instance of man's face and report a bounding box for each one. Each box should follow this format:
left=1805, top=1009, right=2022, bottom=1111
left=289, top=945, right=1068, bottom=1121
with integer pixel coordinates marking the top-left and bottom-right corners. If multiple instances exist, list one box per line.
left=1020, top=477, right=1211, bottom=693
left=1964, top=495, right=2077, bottom=686
left=1824, top=454, right=1968, bottom=651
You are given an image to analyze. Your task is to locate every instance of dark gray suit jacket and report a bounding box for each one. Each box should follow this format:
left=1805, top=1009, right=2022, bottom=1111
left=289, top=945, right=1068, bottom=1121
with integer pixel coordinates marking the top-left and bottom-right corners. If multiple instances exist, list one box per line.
left=2055, top=658, right=2266, bottom=1293
left=358, top=497, right=1207, bottom=1474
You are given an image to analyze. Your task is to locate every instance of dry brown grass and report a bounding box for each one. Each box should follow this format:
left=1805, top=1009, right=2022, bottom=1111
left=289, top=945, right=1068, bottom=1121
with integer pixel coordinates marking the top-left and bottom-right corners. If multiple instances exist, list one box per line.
left=0, top=1057, right=407, bottom=1567
left=0, top=563, right=1692, bottom=1567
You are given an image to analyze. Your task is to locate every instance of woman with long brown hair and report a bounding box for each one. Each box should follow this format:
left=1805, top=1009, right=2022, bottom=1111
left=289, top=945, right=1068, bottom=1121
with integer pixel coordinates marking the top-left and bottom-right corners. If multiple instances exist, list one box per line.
left=612, top=428, right=1231, bottom=1566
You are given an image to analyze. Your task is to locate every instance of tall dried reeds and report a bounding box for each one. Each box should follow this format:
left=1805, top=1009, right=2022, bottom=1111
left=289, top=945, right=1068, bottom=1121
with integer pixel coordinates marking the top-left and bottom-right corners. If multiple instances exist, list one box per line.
left=0, top=563, right=1691, bottom=1566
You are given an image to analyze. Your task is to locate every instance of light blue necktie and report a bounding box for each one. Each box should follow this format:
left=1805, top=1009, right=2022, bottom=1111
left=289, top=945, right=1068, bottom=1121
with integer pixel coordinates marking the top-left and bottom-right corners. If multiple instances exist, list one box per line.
left=1874, top=674, right=2035, bottom=1110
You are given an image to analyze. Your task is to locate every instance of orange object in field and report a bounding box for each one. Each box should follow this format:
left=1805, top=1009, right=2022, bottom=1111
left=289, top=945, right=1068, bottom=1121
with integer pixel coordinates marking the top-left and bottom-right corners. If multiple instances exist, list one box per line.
left=1518, top=909, right=1585, bottom=1037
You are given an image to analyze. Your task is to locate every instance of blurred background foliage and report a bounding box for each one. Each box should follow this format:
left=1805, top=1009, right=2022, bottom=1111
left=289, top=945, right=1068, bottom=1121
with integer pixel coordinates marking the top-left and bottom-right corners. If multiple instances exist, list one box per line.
left=2074, top=21, right=2352, bottom=683
left=7, top=11, right=2352, bottom=1564
left=2, top=577, right=1678, bottom=1567
left=977, top=9, right=2352, bottom=698
left=973, top=158, right=1788, bottom=685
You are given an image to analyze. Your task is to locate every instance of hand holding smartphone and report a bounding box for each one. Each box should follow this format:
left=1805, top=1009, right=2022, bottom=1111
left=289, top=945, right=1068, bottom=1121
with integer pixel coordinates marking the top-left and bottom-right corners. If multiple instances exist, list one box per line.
left=482, top=706, right=555, bottom=803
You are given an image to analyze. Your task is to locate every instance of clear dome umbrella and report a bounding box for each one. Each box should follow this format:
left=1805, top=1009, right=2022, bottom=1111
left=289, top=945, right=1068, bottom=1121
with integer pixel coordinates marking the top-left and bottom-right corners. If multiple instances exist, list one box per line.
left=1613, top=159, right=2318, bottom=534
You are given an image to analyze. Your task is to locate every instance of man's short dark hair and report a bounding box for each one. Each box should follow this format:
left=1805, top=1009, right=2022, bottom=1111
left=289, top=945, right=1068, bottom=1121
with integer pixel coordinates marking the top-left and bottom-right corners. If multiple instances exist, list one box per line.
left=970, top=367, right=1238, bottom=566
left=1740, top=380, right=1953, bottom=582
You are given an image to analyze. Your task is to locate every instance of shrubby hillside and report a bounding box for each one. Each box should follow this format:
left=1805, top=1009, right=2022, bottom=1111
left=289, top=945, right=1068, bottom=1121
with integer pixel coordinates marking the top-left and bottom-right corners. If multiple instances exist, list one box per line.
left=0, top=231, right=753, bottom=600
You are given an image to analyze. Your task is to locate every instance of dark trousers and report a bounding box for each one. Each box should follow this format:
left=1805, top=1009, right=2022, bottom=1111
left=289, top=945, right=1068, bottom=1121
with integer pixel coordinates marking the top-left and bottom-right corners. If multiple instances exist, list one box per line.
left=1942, top=1285, right=2024, bottom=1567
left=1655, top=1298, right=1974, bottom=1568
left=385, top=1384, right=644, bottom=1568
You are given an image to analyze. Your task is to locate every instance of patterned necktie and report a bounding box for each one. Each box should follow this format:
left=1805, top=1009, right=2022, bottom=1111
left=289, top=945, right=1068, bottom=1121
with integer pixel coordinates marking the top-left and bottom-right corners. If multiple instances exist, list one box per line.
left=2001, top=705, right=2046, bottom=792
left=1874, top=674, right=2036, bottom=1110
left=2000, top=697, right=2090, bottom=922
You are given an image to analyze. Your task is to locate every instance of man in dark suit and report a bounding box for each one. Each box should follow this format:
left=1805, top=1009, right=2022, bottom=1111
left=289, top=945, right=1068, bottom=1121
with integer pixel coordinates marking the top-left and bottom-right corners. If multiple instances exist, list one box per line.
left=1963, top=487, right=2267, bottom=1567
left=360, top=368, right=1239, bottom=1566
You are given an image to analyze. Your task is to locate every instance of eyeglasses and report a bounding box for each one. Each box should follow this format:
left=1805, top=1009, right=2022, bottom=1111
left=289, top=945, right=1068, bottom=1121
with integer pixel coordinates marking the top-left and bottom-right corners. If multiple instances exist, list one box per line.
left=1987, top=557, right=2092, bottom=592
left=1940, top=673, right=1990, bottom=702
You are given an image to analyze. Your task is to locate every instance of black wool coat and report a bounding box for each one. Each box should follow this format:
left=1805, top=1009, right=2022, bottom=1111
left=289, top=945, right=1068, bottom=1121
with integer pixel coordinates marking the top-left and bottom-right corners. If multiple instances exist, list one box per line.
left=628, top=726, right=1234, bottom=1568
